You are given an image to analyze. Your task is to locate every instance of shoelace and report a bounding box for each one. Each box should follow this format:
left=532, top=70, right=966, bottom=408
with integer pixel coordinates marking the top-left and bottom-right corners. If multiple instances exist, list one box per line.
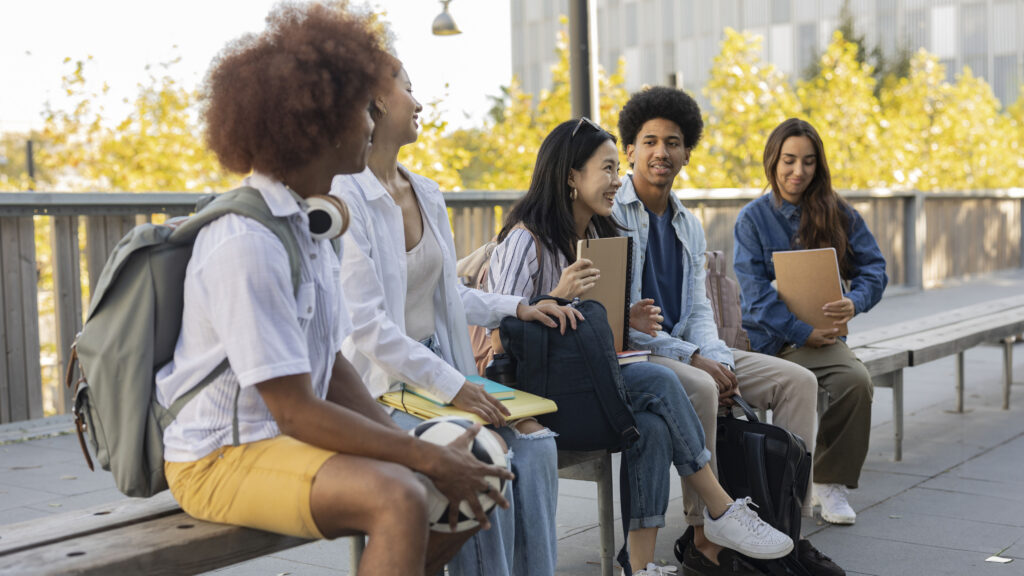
left=731, top=497, right=778, bottom=538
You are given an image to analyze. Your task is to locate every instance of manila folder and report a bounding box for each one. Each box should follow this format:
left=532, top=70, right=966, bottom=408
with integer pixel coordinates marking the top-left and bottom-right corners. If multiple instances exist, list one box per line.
left=577, top=236, right=631, bottom=352
left=772, top=247, right=848, bottom=337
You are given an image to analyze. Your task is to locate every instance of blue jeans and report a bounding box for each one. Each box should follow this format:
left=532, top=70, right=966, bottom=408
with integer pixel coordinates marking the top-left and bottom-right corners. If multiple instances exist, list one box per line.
left=620, top=361, right=711, bottom=530
left=391, top=410, right=559, bottom=576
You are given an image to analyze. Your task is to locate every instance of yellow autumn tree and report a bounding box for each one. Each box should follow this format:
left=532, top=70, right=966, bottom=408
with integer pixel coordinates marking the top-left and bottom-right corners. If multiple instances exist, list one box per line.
left=399, top=94, right=470, bottom=191
left=696, top=28, right=800, bottom=189
left=1008, top=86, right=1024, bottom=178
left=37, top=56, right=232, bottom=192
left=797, top=30, right=883, bottom=189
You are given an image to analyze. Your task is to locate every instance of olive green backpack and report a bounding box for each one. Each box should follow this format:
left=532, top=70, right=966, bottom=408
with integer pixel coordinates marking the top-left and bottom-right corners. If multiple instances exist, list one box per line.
left=66, top=187, right=301, bottom=497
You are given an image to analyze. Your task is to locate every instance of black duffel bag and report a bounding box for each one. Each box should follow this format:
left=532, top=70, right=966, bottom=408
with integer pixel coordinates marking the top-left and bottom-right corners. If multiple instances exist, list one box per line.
left=717, top=394, right=813, bottom=576
left=497, top=296, right=639, bottom=452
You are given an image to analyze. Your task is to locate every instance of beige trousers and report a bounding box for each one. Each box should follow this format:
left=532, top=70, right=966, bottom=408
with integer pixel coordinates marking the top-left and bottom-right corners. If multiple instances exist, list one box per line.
left=650, top=350, right=819, bottom=525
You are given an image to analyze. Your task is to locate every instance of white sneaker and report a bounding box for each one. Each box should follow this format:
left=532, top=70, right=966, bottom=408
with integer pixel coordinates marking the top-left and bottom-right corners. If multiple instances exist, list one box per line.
left=813, top=483, right=856, bottom=525
left=622, top=563, right=678, bottom=576
left=703, top=497, right=794, bottom=560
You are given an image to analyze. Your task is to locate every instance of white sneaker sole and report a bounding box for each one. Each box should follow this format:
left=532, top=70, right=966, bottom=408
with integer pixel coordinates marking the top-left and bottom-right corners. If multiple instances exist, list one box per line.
left=703, top=530, right=794, bottom=560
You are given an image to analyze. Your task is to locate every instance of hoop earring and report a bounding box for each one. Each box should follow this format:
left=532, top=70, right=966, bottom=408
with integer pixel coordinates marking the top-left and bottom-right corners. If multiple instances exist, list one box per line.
left=570, top=188, right=578, bottom=201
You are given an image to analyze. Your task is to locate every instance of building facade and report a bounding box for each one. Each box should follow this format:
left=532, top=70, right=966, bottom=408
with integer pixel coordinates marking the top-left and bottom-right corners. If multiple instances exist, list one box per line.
left=511, top=0, right=1024, bottom=108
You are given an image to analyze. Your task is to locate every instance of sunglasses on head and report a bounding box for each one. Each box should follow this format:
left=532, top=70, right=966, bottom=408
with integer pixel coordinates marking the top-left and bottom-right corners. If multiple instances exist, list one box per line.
left=570, top=116, right=604, bottom=140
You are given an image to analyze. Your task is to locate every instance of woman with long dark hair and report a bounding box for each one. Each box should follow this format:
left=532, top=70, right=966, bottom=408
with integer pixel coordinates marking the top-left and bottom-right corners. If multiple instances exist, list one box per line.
left=734, top=117, right=887, bottom=526
left=490, top=118, right=794, bottom=576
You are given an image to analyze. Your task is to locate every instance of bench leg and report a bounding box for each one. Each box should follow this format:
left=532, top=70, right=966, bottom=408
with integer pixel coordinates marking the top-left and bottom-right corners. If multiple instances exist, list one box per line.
left=596, top=455, right=615, bottom=576
left=1003, top=337, right=1014, bottom=410
left=956, top=351, right=965, bottom=413
left=892, top=371, right=904, bottom=462
left=350, top=534, right=365, bottom=574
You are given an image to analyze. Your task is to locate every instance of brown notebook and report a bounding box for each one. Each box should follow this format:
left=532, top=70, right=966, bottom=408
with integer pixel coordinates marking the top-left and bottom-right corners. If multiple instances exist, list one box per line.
left=772, top=247, right=848, bottom=337
left=577, top=236, right=633, bottom=352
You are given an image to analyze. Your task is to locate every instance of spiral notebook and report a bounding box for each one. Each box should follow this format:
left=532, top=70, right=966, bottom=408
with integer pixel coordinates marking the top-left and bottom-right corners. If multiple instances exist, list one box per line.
left=576, top=236, right=633, bottom=352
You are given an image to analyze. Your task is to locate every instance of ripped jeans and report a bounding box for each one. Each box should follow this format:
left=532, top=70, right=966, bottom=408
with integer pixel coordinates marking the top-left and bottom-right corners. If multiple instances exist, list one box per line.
left=390, top=410, right=559, bottom=576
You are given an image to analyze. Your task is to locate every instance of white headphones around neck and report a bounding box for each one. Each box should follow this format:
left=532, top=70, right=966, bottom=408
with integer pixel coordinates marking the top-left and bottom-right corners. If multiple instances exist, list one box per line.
left=304, top=194, right=350, bottom=241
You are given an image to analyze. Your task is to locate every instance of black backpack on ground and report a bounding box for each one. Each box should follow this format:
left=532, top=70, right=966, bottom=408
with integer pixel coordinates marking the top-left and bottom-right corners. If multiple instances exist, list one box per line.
left=716, top=395, right=813, bottom=576
left=496, top=296, right=640, bottom=574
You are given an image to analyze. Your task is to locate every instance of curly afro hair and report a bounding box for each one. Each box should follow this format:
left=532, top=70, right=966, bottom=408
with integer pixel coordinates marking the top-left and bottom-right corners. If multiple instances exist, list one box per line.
left=202, top=2, right=397, bottom=178
left=617, top=86, right=704, bottom=153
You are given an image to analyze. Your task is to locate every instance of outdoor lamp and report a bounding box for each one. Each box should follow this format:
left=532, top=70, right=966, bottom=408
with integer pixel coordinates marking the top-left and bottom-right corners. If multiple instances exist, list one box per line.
left=432, top=0, right=461, bottom=36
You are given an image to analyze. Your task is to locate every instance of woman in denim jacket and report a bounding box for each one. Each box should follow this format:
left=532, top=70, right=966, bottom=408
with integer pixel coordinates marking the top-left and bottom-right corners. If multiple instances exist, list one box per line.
left=733, top=118, right=888, bottom=527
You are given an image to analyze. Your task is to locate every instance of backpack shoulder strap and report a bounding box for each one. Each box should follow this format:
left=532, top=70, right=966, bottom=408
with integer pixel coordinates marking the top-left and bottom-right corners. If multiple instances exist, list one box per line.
left=171, top=186, right=303, bottom=294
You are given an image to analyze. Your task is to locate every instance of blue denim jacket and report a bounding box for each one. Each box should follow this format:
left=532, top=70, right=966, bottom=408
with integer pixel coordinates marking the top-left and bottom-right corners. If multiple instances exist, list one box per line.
left=612, top=176, right=734, bottom=368
left=733, top=193, right=888, bottom=356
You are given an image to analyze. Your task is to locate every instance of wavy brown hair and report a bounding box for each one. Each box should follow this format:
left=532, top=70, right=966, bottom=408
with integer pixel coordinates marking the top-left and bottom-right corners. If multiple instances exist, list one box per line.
left=202, top=2, right=396, bottom=179
left=763, top=118, right=853, bottom=278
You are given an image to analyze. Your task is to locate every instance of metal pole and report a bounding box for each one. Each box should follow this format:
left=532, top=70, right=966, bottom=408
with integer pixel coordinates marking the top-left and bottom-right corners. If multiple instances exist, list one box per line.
left=26, top=139, right=35, bottom=190
left=568, top=0, right=598, bottom=122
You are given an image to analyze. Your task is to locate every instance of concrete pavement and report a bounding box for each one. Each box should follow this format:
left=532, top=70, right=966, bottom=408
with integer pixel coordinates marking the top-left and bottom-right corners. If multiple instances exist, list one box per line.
left=2, top=269, right=1024, bottom=575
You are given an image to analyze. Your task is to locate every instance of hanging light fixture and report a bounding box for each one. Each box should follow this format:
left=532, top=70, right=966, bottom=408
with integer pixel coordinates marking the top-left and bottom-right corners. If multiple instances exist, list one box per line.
left=432, top=0, right=461, bottom=36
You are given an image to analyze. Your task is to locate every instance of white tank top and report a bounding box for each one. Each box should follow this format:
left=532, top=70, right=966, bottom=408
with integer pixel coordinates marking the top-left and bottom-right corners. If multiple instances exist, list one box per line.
left=405, top=222, right=443, bottom=342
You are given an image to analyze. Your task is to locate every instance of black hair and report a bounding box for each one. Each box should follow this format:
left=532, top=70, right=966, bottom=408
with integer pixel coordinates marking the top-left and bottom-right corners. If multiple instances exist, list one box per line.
left=617, top=86, right=704, bottom=155
left=498, top=119, right=620, bottom=262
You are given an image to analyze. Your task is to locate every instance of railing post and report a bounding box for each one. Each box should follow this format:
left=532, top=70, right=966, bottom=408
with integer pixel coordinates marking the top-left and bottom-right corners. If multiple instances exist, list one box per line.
left=52, top=215, right=83, bottom=415
left=903, top=191, right=925, bottom=290
left=0, top=216, right=43, bottom=423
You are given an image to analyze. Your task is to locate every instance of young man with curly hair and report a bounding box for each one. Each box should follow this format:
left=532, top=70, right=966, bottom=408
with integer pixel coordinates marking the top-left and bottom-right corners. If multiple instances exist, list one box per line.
left=156, top=4, right=511, bottom=575
left=612, top=87, right=844, bottom=576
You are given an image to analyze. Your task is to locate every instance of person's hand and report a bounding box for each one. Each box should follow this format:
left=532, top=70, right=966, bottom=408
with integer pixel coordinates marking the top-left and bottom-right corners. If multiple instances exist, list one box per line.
left=550, top=258, right=600, bottom=299
left=805, top=327, right=839, bottom=348
left=691, top=353, right=739, bottom=403
left=516, top=300, right=584, bottom=335
left=451, top=380, right=510, bottom=428
left=629, top=298, right=663, bottom=337
left=421, top=424, right=515, bottom=531
left=822, top=296, right=855, bottom=327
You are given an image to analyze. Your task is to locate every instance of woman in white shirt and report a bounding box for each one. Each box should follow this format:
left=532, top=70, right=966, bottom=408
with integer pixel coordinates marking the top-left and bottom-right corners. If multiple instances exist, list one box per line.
left=333, top=65, right=578, bottom=576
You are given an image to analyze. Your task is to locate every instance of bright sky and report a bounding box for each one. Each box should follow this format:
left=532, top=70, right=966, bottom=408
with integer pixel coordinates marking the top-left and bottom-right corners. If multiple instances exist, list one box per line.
left=0, top=0, right=512, bottom=134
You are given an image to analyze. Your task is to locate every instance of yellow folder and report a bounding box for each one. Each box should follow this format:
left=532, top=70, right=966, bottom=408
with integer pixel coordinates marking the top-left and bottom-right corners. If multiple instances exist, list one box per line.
left=379, top=386, right=558, bottom=425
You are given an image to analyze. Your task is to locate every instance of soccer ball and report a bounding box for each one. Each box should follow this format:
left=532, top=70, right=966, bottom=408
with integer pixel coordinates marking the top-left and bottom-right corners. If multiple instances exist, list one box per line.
left=409, top=416, right=508, bottom=533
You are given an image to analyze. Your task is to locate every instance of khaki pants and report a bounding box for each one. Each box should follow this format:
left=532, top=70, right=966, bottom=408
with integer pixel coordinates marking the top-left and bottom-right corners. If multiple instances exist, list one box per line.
left=780, top=340, right=872, bottom=488
left=650, top=350, right=819, bottom=524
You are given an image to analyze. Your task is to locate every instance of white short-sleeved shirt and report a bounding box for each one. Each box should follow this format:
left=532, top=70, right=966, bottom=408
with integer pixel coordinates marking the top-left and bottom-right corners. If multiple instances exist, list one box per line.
left=156, top=173, right=348, bottom=462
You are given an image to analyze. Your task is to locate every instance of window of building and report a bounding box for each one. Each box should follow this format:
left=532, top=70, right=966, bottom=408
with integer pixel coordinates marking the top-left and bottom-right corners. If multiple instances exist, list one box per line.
left=744, top=0, right=766, bottom=28
left=662, top=0, right=675, bottom=39
left=992, top=1, right=1017, bottom=53
left=771, top=24, right=794, bottom=75
left=772, top=0, right=791, bottom=25
left=930, top=5, right=956, bottom=59
left=680, top=0, right=694, bottom=38
left=797, top=22, right=818, bottom=76
left=994, top=54, right=1020, bottom=107
left=626, top=1, right=638, bottom=46
left=906, top=8, right=929, bottom=53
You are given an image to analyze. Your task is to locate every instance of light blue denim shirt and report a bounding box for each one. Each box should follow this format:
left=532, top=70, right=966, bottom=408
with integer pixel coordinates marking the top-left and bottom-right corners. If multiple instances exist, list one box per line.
left=733, top=192, right=888, bottom=356
left=613, top=176, right=734, bottom=368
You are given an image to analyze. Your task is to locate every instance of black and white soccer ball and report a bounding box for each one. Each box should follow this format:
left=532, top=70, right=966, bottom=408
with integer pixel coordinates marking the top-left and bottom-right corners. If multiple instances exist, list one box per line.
left=409, top=416, right=508, bottom=533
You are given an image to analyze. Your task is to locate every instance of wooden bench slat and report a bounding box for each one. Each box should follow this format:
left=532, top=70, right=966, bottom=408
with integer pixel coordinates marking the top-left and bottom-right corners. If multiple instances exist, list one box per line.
left=853, top=346, right=909, bottom=378
left=0, top=511, right=314, bottom=576
left=869, top=308, right=1024, bottom=366
left=0, top=492, right=179, bottom=556
left=847, top=294, right=1024, bottom=348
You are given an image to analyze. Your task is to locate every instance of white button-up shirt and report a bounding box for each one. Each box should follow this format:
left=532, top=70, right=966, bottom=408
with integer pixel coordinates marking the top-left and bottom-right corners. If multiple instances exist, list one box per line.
left=331, top=166, right=524, bottom=404
left=157, top=173, right=347, bottom=462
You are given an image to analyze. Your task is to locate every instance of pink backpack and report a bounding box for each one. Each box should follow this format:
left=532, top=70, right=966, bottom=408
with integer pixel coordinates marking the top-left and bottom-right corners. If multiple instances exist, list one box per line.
left=705, top=250, right=750, bottom=351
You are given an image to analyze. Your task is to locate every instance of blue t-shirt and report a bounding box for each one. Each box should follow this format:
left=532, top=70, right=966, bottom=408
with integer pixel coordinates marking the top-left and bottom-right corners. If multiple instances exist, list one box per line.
left=641, top=206, right=683, bottom=332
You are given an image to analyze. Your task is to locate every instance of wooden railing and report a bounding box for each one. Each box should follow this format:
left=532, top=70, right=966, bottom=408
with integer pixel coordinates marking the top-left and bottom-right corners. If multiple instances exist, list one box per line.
left=1, top=188, right=1022, bottom=423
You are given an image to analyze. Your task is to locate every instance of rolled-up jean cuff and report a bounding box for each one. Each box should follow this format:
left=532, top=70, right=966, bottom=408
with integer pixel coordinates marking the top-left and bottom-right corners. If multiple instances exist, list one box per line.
left=629, top=514, right=666, bottom=531
left=675, top=447, right=712, bottom=478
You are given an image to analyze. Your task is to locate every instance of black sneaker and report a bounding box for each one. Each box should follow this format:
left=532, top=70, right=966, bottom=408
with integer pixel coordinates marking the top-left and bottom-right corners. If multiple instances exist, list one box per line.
left=675, top=528, right=763, bottom=576
left=797, top=539, right=845, bottom=576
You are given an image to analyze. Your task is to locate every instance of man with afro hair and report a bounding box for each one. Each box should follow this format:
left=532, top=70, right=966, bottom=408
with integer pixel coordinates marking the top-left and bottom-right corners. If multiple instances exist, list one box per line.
left=612, top=87, right=844, bottom=576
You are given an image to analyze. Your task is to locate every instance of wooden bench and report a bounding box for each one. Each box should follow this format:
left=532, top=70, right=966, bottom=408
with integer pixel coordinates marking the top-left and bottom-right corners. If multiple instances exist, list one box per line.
left=0, top=491, right=365, bottom=575
left=846, top=294, right=1024, bottom=461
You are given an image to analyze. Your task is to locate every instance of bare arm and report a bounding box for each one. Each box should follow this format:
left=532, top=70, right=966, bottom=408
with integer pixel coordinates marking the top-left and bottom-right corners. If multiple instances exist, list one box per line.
left=325, top=352, right=396, bottom=429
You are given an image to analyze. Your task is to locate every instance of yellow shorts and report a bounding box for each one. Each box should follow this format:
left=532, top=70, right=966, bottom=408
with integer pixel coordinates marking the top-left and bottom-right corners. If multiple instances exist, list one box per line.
left=165, top=435, right=335, bottom=539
